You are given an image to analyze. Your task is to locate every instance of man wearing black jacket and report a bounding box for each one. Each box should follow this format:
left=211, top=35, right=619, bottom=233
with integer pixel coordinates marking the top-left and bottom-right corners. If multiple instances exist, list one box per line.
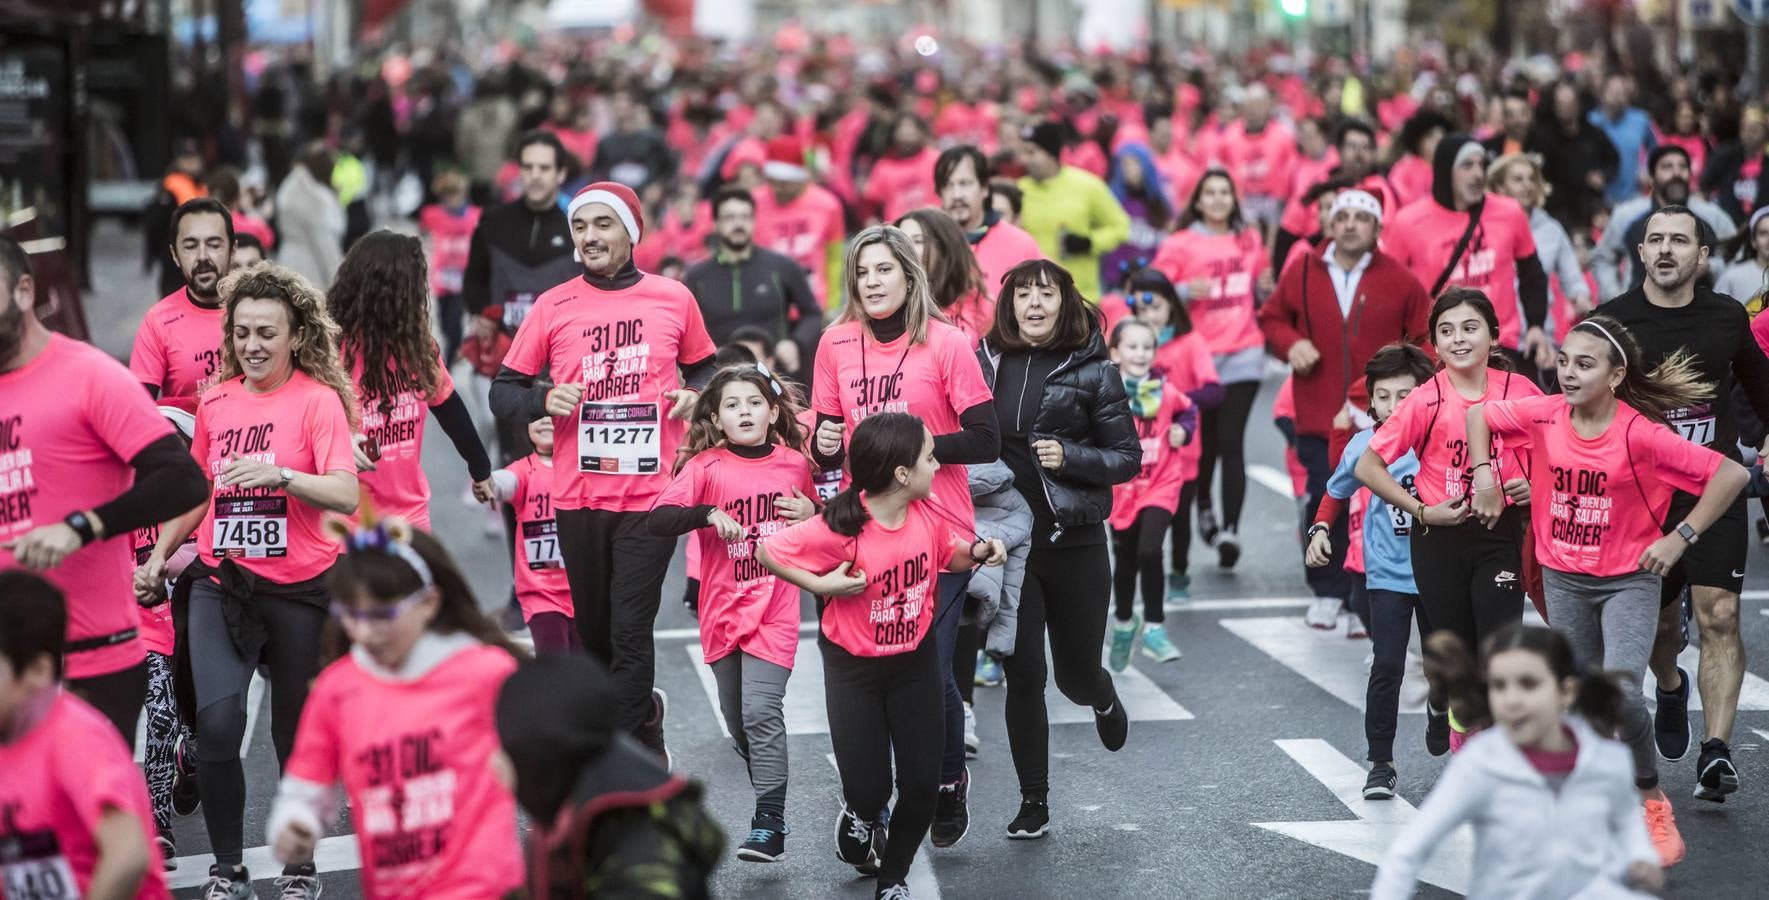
left=1607, top=205, right=1769, bottom=804
left=460, top=130, right=579, bottom=465
left=681, top=187, right=822, bottom=377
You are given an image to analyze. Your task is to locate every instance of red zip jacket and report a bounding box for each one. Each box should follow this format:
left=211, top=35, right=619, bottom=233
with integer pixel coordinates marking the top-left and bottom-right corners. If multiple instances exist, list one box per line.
left=1257, top=247, right=1432, bottom=437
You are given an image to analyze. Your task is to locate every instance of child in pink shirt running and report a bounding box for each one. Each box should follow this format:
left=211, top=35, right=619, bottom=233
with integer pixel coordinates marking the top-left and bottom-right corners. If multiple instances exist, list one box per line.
left=489, top=417, right=577, bottom=654
left=268, top=517, right=526, bottom=900
left=0, top=570, right=169, bottom=899
left=647, top=365, right=819, bottom=863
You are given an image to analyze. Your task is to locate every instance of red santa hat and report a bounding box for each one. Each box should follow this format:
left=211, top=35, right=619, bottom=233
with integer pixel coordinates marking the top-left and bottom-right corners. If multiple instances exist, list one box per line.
left=566, top=182, right=645, bottom=260
left=762, top=135, right=809, bottom=182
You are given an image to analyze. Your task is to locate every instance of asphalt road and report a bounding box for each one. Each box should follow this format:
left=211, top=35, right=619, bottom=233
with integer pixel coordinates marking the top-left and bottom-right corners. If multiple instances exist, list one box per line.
left=81, top=220, right=1769, bottom=899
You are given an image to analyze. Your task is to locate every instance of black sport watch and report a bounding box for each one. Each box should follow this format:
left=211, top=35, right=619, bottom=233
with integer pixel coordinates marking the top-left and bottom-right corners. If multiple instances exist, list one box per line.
left=63, top=511, right=97, bottom=546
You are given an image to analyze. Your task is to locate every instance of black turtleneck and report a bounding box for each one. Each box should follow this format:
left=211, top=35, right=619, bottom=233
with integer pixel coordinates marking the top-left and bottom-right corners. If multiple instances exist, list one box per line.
left=582, top=258, right=644, bottom=292
left=809, top=304, right=1000, bottom=470
left=646, top=441, right=782, bottom=535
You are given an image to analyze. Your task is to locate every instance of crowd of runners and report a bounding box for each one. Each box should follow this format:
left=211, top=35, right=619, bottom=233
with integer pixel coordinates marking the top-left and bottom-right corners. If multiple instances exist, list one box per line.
left=7, top=27, right=1769, bottom=900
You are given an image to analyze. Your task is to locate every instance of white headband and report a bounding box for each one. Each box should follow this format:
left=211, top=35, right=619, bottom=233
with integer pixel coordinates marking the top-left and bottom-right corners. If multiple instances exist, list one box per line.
left=1453, top=141, right=1485, bottom=170
left=565, top=190, right=640, bottom=261
left=1574, top=321, right=1628, bottom=363
left=1751, top=206, right=1769, bottom=236
left=1327, top=189, right=1383, bottom=225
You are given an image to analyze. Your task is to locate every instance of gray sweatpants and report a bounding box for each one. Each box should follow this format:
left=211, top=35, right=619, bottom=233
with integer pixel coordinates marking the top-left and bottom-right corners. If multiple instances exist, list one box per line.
left=1542, top=567, right=1660, bottom=788
left=710, top=650, right=792, bottom=823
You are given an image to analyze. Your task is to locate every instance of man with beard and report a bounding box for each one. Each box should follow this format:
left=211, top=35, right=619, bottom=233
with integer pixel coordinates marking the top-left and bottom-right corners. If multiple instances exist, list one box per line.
left=1, top=235, right=210, bottom=745
left=1606, top=205, right=1769, bottom=805
left=682, top=186, right=823, bottom=375
left=130, top=198, right=235, bottom=413
left=490, top=182, right=718, bottom=762
left=1273, top=120, right=1397, bottom=269
left=937, top=144, right=1043, bottom=292
left=1595, top=146, right=1737, bottom=298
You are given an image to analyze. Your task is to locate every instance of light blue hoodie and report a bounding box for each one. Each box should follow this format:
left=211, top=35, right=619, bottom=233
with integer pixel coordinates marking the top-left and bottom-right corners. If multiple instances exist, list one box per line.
left=1327, top=426, right=1420, bottom=594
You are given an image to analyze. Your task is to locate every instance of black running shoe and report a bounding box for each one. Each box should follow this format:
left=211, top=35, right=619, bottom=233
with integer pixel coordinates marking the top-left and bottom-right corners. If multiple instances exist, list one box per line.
left=172, top=734, right=202, bottom=817
left=736, top=816, right=787, bottom=863
left=1197, top=508, right=1220, bottom=546
left=1095, top=696, right=1129, bottom=752
left=930, top=767, right=971, bottom=848
left=1655, top=666, right=1691, bottom=761
left=1006, top=798, right=1050, bottom=839
left=639, top=688, right=670, bottom=765
left=835, top=805, right=883, bottom=873
left=1694, top=738, right=1740, bottom=802
left=1217, top=527, right=1241, bottom=569
left=1363, top=764, right=1397, bottom=801
left=876, top=881, right=913, bottom=900
left=1426, top=709, right=1451, bottom=757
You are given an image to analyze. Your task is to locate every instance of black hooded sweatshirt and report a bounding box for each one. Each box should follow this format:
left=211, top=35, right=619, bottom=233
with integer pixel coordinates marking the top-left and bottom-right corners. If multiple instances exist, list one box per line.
left=1425, top=133, right=1551, bottom=341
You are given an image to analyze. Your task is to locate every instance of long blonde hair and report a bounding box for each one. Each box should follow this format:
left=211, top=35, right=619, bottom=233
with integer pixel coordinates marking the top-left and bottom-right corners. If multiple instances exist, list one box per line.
left=833, top=225, right=949, bottom=344
left=214, top=262, right=360, bottom=429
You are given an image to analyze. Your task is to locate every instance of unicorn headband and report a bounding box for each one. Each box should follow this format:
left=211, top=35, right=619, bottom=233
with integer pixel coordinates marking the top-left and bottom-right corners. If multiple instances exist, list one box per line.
left=1572, top=320, right=1628, bottom=364
left=330, top=516, right=434, bottom=587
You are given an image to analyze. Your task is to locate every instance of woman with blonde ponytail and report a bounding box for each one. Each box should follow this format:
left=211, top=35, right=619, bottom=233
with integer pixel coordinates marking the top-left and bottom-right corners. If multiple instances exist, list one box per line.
left=1464, top=313, right=1750, bottom=871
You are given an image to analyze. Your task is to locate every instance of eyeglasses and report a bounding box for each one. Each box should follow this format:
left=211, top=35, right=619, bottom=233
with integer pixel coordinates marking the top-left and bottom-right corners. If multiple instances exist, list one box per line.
left=330, top=588, right=428, bottom=624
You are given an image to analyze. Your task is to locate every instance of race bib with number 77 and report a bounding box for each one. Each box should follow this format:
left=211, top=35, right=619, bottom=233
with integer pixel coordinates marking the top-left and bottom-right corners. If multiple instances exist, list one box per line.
left=522, top=520, right=563, bottom=569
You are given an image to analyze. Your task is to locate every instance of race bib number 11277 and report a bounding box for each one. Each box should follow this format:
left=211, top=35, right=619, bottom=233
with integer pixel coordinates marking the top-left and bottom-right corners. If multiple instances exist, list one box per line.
left=578, top=402, right=661, bottom=475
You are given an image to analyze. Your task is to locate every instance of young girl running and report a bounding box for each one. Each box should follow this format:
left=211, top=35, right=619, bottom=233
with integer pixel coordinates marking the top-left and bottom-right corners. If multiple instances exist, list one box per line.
left=1125, top=268, right=1222, bottom=602
left=1305, top=343, right=1437, bottom=799
left=761, top=412, right=1004, bottom=900
left=1357, top=287, right=1540, bottom=755
left=1465, top=315, right=1749, bottom=867
left=268, top=517, right=526, bottom=899
left=648, top=364, right=819, bottom=864
left=1106, top=318, right=1197, bottom=669
left=1150, top=169, right=1274, bottom=569
left=1372, top=626, right=1664, bottom=899
left=488, top=417, right=577, bottom=654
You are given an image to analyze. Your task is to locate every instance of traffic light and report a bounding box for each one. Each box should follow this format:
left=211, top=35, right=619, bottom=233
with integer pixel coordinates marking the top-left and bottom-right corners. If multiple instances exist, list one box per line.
left=1280, top=0, right=1307, bottom=17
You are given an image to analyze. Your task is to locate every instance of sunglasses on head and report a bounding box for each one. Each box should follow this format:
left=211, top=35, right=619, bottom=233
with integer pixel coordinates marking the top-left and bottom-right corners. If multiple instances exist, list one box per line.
left=330, top=587, right=428, bottom=624
left=1128, top=291, right=1164, bottom=308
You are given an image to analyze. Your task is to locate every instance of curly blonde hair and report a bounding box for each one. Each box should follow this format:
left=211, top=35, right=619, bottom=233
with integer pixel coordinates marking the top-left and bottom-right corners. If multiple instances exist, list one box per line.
left=213, top=262, right=360, bottom=429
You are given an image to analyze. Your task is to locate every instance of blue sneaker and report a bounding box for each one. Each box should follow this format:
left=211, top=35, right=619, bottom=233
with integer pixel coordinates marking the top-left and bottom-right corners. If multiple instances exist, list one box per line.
left=1139, top=624, right=1181, bottom=662
left=1165, top=572, right=1191, bottom=605
left=975, top=651, right=1003, bottom=687
left=1108, top=615, right=1140, bottom=672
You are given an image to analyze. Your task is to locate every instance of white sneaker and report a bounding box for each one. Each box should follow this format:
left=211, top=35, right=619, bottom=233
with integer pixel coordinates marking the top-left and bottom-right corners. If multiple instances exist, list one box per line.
left=963, top=702, right=979, bottom=758
left=1343, top=611, right=1368, bottom=640
left=1304, top=597, right=1339, bottom=630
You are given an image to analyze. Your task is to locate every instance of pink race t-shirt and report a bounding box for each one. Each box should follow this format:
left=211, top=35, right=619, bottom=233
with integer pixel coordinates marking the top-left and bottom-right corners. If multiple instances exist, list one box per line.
left=502, top=273, right=718, bottom=513
left=284, top=644, right=523, bottom=900
left=1109, top=387, right=1192, bottom=530
left=754, top=184, right=847, bottom=307
left=943, top=291, right=995, bottom=349
left=1368, top=369, right=1542, bottom=507
left=1484, top=395, right=1724, bottom=577
left=1218, top=121, right=1297, bottom=199
left=0, top=692, right=170, bottom=898
left=502, top=454, right=573, bottom=621
left=1152, top=331, right=1220, bottom=482
left=1151, top=228, right=1270, bottom=356
left=972, top=220, right=1044, bottom=296
left=812, top=319, right=995, bottom=526
left=191, top=371, right=356, bottom=583
left=763, top=499, right=960, bottom=657
left=349, top=347, right=454, bottom=531
left=863, top=148, right=939, bottom=223
left=131, top=523, right=194, bottom=656
left=1, top=335, right=170, bottom=679
left=417, top=204, right=482, bottom=296
left=128, top=288, right=225, bottom=414
left=653, top=445, right=815, bottom=670
left=1386, top=193, right=1539, bottom=348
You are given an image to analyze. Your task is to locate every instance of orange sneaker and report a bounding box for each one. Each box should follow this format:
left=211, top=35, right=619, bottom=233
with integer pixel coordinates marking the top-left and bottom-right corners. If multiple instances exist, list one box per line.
left=1644, top=797, right=1686, bottom=867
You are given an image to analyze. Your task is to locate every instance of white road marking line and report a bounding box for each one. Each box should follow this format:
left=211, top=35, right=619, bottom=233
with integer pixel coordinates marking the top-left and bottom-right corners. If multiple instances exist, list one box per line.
left=1247, top=463, right=1299, bottom=499
left=689, top=639, right=1191, bottom=738
left=1220, top=617, right=1426, bottom=713
left=822, top=754, right=940, bottom=899
left=1255, top=738, right=1473, bottom=895
left=167, top=834, right=361, bottom=890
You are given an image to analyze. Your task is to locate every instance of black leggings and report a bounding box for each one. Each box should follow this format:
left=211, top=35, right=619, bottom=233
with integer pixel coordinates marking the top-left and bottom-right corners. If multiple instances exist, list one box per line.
left=822, top=634, right=943, bottom=886
left=188, top=580, right=327, bottom=866
left=1170, top=481, right=1199, bottom=575
left=1350, top=584, right=1432, bottom=763
left=68, top=660, right=148, bottom=752
left=1408, top=507, right=1525, bottom=659
left=1002, top=543, right=1118, bottom=797
left=1113, top=508, right=1173, bottom=624
left=555, top=508, right=677, bottom=736
left=1194, top=381, right=1260, bottom=532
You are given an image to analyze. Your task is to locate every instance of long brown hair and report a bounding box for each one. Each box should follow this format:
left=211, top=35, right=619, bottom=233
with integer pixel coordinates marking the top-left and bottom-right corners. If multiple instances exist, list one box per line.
left=833, top=226, right=949, bottom=344
left=328, top=230, right=440, bottom=416
left=896, top=208, right=987, bottom=306
left=673, top=365, right=809, bottom=474
left=1566, top=314, right=1713, bottom=426
left=214, top=262, right=360, bottom=429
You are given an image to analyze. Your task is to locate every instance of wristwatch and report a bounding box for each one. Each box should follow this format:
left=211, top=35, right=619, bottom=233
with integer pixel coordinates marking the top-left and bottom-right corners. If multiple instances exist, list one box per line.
left=63, top=511, right=97, bottom=546
left=1306, top=522, right=1330, bottom=539
left=1676, top=522, right=1700, bottom=545
left=277, top=467, right=296, bottom=489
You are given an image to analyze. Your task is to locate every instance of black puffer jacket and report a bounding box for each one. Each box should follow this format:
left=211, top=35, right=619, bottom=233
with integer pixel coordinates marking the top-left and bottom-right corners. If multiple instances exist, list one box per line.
left=980, top=325, right=1141, bottom=539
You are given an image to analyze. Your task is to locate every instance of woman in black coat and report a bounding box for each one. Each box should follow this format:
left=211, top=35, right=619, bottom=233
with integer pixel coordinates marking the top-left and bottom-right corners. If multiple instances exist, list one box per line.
left=978, top=258, right=1142, bottom=841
